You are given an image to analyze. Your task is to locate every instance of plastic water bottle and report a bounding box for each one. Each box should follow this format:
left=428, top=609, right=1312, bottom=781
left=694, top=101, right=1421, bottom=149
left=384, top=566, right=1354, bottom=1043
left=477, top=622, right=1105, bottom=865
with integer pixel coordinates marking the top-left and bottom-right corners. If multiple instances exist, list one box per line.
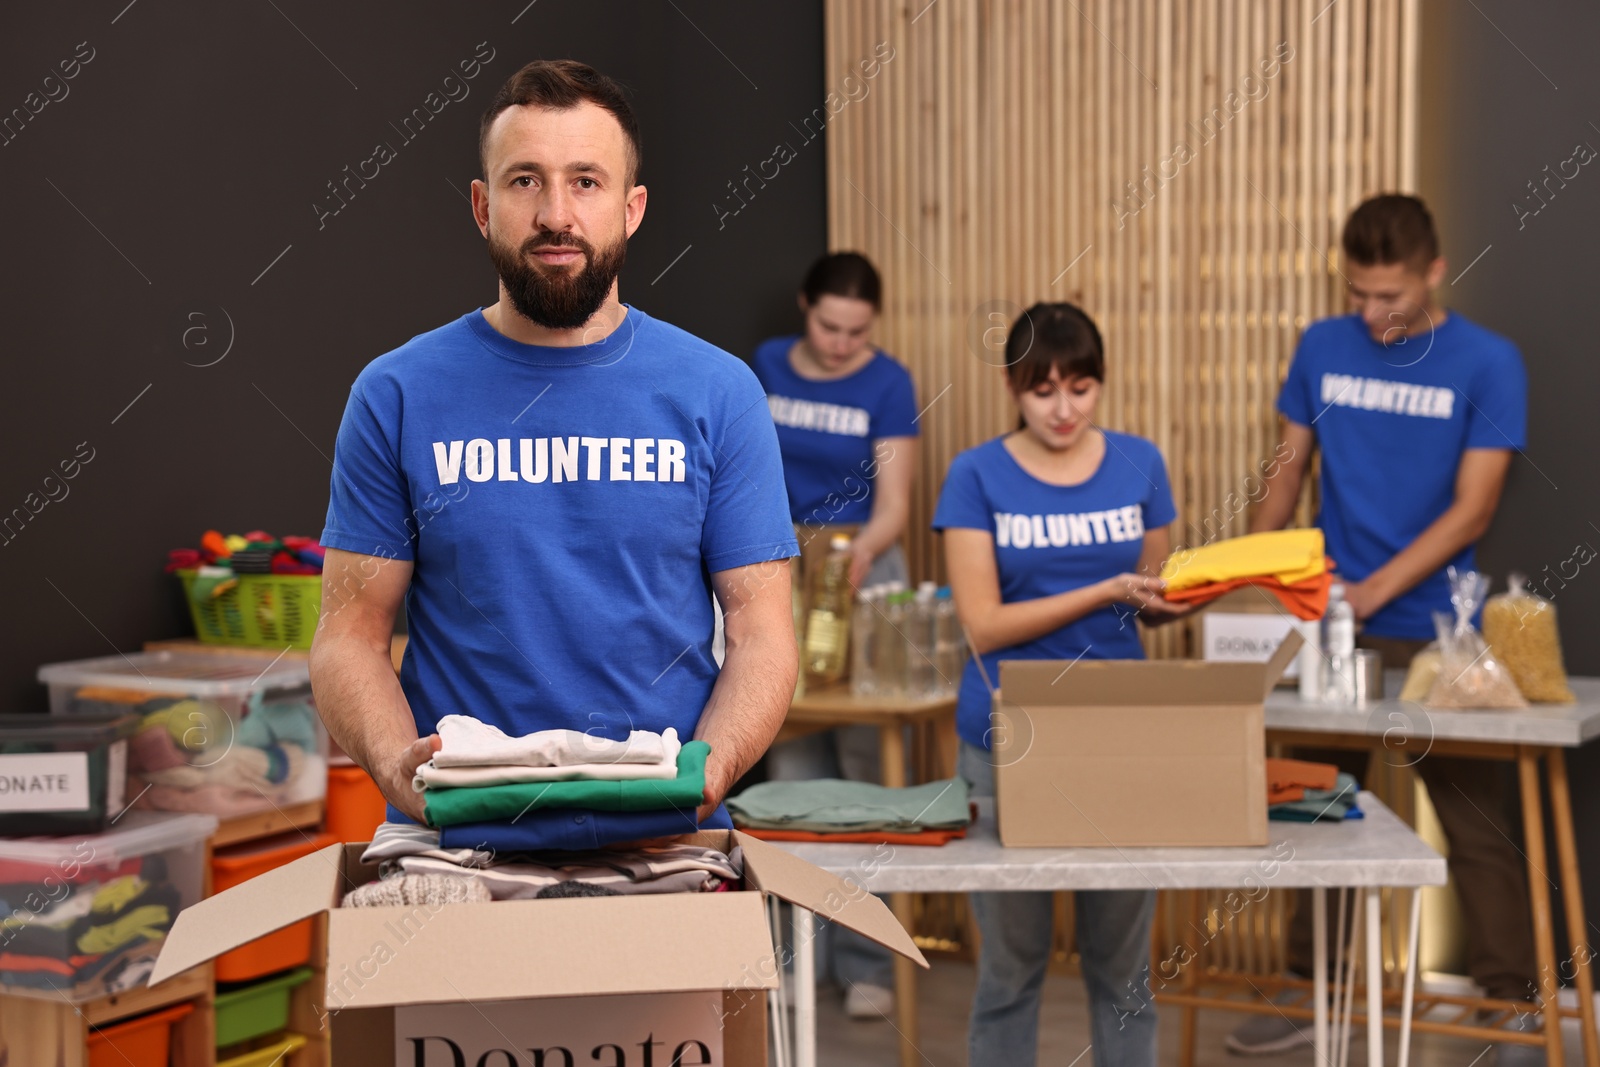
left=803, top=535, right=853, bottom=684
left=850, top=586, right=882, bottom=697
left=908, top=582, right=939, bottom=698
left=876, top=583, right=910, bottom=697
left=1323, top=582, right=1356, bottom=705
left=934, top=587, right=963, bottom=698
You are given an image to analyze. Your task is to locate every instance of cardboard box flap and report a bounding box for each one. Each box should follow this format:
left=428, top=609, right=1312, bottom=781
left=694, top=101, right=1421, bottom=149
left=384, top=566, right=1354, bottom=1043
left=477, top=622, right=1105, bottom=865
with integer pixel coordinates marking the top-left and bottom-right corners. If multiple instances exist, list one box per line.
left=1000, top=632, right=1303, bottom=708
left=1260, top=630, right=1305, bottom=699
left=150, top=842, right=346, bottom=985
left=734, top=831, right=929, bottom=969
left=322, top=892, right=778, bottom=1008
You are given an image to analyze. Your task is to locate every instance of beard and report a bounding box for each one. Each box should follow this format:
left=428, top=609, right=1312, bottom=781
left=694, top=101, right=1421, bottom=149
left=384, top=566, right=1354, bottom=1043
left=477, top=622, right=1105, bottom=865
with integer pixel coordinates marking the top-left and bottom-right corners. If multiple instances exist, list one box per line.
left=486, top=225, right=627, bottom=331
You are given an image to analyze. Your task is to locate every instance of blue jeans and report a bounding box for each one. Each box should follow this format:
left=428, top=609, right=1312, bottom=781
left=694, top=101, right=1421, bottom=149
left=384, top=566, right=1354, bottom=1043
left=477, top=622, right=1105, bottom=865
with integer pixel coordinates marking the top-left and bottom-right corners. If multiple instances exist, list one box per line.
left=959, top=743, right=1159, bottom=1067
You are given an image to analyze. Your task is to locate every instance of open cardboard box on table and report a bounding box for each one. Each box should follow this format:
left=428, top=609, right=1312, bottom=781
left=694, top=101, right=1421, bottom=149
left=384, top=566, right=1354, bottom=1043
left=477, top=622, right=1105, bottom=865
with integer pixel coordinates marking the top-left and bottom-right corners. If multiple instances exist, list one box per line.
left=993, top=632, right=1302, bottom=848
left=149, top=830, right=926, bottom=1066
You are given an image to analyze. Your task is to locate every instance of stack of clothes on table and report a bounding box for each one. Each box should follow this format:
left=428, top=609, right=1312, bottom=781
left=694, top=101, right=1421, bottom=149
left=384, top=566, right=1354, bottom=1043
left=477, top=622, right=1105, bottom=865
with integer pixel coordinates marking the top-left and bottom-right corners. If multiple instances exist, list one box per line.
left=1266, top=757, right=1362, bottom=822
left=350, top=715, right=740, bottom=904
left=68, top=686, right=325, bottom=817
left=0, top=854, right=180, bottom=997
left=727, top=778, right=973, bottom=845
left=1160, top=529, right=1336, bottom=620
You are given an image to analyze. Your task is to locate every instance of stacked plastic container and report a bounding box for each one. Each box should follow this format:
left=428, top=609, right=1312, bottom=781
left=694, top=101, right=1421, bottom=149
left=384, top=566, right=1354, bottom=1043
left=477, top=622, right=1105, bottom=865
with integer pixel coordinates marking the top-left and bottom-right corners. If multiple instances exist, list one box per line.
left=37, top=650, right=329, bottom=819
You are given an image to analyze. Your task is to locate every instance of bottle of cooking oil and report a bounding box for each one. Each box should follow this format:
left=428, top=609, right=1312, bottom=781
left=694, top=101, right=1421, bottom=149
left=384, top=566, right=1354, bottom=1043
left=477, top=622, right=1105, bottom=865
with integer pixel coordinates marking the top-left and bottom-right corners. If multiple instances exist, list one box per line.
left=803, top=535, right=854, bottom=683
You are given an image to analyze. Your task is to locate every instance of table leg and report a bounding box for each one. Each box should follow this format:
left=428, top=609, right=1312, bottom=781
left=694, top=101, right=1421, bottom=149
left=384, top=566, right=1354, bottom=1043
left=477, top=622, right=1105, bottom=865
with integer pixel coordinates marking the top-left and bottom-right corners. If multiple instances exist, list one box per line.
left=1519, top=746, right=1567, bottom=1067
left=793, top=906, right=816, bottom=1067
left=768, top=899, right=791, bottom=1067
left=1180, top=891, right=1201, bottom=1067
left=1367, top=888, right=1383, bottom=1067
left=879, top=722, right=920, bottom=1067
left=1398, top=887, right=1422, bottom=1067
left=1315, top=887, right=1330, bottom=1067
left=1548, top=747, right=1600, bottom=1067
left=1339, top=891, right=1360, bottom=1067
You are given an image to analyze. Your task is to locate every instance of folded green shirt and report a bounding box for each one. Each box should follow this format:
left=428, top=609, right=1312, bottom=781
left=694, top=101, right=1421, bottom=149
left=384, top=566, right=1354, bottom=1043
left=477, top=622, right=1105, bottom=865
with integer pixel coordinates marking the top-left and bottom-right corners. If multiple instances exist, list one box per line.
left=727, top=777, right=970, bottom=833
left=425, top=740, right=710, bottom=828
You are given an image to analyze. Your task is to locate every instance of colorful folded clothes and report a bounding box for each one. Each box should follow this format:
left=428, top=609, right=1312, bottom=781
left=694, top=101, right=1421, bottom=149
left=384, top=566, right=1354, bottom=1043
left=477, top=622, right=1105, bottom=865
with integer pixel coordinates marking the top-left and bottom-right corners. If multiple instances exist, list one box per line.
left=423, top=741, right=710, bottom=827
left=727, top=778, right=971, bottom=834
left=738, top=825, right=969, bottom=846
left=1162, top=529, right=1328, bottom=592
left=1269, top=772, right=1363, bottom=822
left=1266, top=757, right=1340, bottom=804
left=438, top=803, right=734, bottom=854
left=166, top=529, right=325, bottom=583
left=1164, top=567, right=1336, bottom=621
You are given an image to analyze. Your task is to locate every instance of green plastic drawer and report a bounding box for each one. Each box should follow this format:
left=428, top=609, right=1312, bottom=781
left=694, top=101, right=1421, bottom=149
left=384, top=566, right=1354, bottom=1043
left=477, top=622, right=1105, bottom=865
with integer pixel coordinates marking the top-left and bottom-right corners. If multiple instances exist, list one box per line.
left=213, top=967, right=314, bottom=1048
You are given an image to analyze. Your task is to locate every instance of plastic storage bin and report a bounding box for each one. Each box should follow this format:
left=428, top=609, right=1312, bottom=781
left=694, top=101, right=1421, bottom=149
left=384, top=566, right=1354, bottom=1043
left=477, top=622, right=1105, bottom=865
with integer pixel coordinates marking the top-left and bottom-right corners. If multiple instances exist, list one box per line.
left=86, top=1000, right=195, bottom=1067
left=38, top=651, right=328, bottom=819
left=211, top=832, right=338, bottom=982
left=218, top=1031, right=309, bottom=1067
left=324, top=764, right=386, bottom=843
left=0, top=810, right=216, bottom=1002
left=175, top=569, right=322, bottom=650
left=214, top=966, right=315, bottom=1046
left=0, top=712, right=137, bottom=836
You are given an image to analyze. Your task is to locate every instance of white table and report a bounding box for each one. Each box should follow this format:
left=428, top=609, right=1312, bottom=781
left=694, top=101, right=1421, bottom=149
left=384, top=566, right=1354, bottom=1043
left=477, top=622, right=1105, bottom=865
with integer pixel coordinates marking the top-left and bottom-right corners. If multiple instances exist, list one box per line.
left=773, top=792, right=1445, bottom=1067
left=1265, top=677, right=1600, bottom=1067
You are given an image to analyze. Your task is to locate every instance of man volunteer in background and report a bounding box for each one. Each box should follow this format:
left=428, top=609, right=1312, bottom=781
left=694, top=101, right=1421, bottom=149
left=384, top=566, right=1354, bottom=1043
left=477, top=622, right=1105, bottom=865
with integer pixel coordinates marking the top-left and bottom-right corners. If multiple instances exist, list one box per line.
left=309, top=60, right=799, bottom=841
left=1233, top=194, right=1536, bottom=1061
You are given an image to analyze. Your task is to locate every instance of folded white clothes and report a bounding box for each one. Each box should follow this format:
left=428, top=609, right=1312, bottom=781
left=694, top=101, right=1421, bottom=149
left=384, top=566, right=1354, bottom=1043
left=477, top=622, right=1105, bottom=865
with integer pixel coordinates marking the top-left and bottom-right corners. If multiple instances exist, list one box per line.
left=360, top=820, right=495, bottom=868
left=355, top=821, right=743, bottom=901
left=431, top=716, right=679, bottom=770
left=412, top=747, right=682, bottom=793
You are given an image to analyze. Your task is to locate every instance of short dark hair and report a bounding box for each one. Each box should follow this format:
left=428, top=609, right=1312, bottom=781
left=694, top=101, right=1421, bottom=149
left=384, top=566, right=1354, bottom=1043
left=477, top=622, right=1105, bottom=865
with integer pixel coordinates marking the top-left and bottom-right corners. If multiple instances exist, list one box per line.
left=479, top=60, right=642, bottom=185
left=1342, top=194, right=1440, bottom=272
left=1004, top=302, right=1106, bottom=391
left=800, top=252, right=882, bottom=311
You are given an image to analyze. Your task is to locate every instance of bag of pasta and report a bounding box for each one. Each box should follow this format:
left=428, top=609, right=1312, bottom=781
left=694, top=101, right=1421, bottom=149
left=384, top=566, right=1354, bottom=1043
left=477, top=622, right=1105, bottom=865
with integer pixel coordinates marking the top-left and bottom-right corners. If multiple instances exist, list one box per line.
left=1425, top=568, right=1527, bottom=709
left=1483, top=572, right=1576, bottom=703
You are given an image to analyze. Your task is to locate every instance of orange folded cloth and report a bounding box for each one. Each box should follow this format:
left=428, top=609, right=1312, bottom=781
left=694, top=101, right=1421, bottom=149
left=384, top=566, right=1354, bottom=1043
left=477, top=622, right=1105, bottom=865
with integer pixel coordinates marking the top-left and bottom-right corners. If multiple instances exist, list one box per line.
left=1266, top=757, right=1339, bottom=804
left=740, top=826, right=968, bottom=846
left=1164, top=562, right=1335, bottom=620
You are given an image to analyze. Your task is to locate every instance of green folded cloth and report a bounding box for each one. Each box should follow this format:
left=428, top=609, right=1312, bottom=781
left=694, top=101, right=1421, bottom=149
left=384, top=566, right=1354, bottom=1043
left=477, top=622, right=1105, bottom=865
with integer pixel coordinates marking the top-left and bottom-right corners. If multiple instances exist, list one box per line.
left=1269, top=773, right=1361, bottom=823
left=727, top=777, right=970, bottom=833
left=424, top=740, right=710, bottom=828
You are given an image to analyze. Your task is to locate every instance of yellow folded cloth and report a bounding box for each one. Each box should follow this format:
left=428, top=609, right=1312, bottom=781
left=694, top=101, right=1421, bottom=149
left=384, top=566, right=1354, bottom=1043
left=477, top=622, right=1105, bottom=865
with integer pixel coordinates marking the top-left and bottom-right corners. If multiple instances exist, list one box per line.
left=1160, top=529, right=1326, bottom=593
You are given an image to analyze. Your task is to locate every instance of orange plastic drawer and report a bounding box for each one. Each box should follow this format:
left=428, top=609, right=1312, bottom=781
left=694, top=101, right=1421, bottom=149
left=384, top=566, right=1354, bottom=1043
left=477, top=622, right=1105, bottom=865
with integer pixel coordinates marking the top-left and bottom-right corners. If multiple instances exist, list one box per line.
left=211, top=831, right=337, bottom=982
left=325, top=764, right=386, bottom=843
left=87, top=1002, right=194, bottom=1067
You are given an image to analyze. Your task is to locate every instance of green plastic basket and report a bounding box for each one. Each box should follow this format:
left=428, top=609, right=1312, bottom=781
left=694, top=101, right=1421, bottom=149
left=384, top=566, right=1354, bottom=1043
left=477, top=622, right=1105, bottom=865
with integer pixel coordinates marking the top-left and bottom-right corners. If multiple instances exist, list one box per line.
left=177, top=569, right=322, bottom=650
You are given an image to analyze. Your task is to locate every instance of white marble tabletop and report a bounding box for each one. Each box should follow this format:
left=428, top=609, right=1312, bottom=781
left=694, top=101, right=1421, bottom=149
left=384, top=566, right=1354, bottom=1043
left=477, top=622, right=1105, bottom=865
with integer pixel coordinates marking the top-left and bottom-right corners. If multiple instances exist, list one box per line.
left=1264, top=676, right=1600, bottom=748
left=771, top=793, right=1445, bottom=893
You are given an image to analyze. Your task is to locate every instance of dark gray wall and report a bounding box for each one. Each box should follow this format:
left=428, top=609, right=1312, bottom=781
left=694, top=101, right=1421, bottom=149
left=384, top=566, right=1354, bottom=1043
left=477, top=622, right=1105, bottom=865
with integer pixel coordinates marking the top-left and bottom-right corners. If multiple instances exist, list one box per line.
left=1419, top=0, right=1600, bottom=978
left=0, top=2, right=826, bottom=709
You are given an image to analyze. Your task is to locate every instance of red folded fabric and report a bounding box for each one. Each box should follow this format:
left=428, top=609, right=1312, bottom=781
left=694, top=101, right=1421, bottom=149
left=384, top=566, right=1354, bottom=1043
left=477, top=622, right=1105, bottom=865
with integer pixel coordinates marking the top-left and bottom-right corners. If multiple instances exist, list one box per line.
left=1266, top=757, right=1340, bottom=804
left=1165, top=563, right=1336, bottom=621
left=739, top=826, right=968, bottom=846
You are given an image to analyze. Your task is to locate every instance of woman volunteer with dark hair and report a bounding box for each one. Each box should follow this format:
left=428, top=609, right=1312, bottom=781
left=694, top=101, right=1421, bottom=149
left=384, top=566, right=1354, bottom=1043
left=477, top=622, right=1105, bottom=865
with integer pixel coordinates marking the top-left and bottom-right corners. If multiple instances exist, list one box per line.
left=933, top=302, right=1189, bottom=1067
left=750, top=252, right=919, bottom=1018
left=753, top=252, right=919, bottom=587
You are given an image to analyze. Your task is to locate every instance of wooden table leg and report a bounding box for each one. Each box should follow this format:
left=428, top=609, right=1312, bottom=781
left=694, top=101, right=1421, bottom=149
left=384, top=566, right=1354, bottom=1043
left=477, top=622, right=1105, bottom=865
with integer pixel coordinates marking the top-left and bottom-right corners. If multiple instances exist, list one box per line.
left=1548, top=747, right=1600, bottom=1067
left=1179, top=890, right=1201, bottom=1067
left=1519, top=746, right=1567, bottom=1067
left=881, top=722, right=919, bottom=1067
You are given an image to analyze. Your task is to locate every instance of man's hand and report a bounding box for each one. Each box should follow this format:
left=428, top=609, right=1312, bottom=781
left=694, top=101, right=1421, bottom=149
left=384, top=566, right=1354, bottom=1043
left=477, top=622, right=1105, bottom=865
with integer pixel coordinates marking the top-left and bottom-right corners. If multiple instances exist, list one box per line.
left=1343, top=578, right=1388, bottom=621
left=695, top=752, right=738, bottom=824
left=379, top=734, right=441, bottom=824
left=848, top=541, right=876, bottom=588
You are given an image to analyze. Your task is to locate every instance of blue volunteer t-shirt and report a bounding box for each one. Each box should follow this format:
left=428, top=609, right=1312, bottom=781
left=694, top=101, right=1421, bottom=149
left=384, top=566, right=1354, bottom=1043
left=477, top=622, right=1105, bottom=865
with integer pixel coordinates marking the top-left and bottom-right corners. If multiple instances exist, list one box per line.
left=323, top=306, right=799, bottom=822
left=932, top=431, right=1178, bottom=749
left=1279, top=313, right=1528, bottom=639
left=751, top=335, right=919, bottom=525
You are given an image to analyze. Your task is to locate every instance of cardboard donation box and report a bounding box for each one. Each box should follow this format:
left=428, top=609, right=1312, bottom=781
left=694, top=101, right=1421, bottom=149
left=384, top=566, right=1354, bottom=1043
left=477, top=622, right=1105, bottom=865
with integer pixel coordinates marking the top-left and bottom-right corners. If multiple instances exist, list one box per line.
left=148, top=830, right=925, bottom=1066
left=993, top=633, right=1302, bottom=848
left=1194, top=587, right=1317, bottom=681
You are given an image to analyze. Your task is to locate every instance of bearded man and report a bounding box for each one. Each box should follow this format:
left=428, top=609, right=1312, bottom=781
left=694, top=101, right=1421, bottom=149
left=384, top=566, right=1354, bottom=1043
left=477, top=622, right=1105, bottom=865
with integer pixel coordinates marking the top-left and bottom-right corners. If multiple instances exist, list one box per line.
left=310, top=60, right=799, bottom=848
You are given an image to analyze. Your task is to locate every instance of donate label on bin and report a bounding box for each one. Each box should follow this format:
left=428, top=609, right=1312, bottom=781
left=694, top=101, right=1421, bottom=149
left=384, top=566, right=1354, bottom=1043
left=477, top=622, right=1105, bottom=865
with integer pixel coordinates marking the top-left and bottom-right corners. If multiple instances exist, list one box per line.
left=0, top=751, right=91, bottom=811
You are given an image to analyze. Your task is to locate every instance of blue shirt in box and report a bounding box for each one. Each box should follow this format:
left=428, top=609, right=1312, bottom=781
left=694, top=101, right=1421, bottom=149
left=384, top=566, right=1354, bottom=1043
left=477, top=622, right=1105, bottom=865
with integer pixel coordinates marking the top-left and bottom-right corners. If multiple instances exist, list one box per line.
left=931, top=431, right=1178, bottom=749
left=323, top=307, right=799, bottom=825
left=752, top=335, right=919, bottom=525
left=1278, top=313, right=1528, bottom=640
